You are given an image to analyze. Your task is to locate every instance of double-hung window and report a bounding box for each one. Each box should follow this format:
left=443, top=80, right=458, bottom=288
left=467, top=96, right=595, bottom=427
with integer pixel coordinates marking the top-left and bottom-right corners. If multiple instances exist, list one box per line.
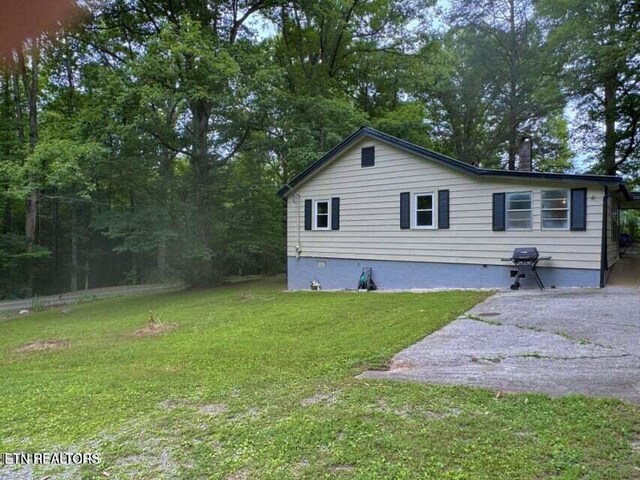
left=506, top=192, right=532, bottom=230
left=314, top=200, right=330, bottom=230
left=414, top=193, right=435, bottom=228
left=541, top=190, right=570, bottom=229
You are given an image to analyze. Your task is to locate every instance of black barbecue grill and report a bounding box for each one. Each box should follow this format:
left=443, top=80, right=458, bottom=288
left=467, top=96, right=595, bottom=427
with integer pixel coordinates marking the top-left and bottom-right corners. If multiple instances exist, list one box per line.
left=501, top=247, right=551, bottom=290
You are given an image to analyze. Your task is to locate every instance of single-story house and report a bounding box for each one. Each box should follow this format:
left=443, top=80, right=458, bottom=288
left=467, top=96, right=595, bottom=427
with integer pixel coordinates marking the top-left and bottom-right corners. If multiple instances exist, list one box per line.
left=277, top=127, right=640, bottom=290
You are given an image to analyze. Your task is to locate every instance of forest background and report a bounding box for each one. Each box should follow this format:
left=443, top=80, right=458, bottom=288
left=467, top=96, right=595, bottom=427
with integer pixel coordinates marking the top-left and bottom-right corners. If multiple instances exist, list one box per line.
left=0, top=0, right=638, bottom=297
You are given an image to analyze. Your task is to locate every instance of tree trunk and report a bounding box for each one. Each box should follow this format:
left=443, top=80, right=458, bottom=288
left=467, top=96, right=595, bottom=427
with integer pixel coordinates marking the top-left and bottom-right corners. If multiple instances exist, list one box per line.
left=70, top=204, right=78, bottom=291
left=190, top=100, right=213, bottom=286
left=508, top=127, right=517, bottom=171
left=10, top=69, right=24, bottom=145
left=20, top=48, right=39, bottom=152
left=603, top=74, right=617, bottom=175
left=2, top=74, right=14, bottom=233
left=10, top=66, right=24, bottom=238
left=25, top=191, right=38, bottom=251
left=156, top=151, right=174, bottom=276
left=128, top=192, right=138, bottom=283
left=131, top=253, right=138, bottom=284
left=18, top=46, right=40, bottom=292
left=507, top=0, right=518, bottom=171
left=157, top=239, right=167, bottom=271
left=53, top=198, right=60, bottom=274
left=2, top=197, right=11, bottom=234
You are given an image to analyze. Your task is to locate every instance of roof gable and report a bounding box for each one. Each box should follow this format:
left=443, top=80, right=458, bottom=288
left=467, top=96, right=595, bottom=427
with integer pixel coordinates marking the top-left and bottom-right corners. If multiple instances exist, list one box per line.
left=277, top=127, right=626, bottom=198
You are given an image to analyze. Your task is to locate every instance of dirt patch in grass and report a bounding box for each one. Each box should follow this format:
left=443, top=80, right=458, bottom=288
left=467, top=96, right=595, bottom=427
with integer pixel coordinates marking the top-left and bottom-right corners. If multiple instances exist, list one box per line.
left=388, top=360, right=415, bottom=372
left=229, top=406, right=261, bottom=422
left=359, top=358, right=392, bottom=371
left=237, top=292, right=258, bottom=302
left=14, top=339, right=70, bottom=353
left=301, top=391, right=339, bottom=407
left=130, top=323, right=178, bottom=338
left=330, top=464, right=355, bottom=474
left=158, top=399, right=190, bottom=410
left=226, top=468, right=250, bottom=480
left=158, top=399, right=231, bottom=417
left=198, top=403, right=228, bottom=416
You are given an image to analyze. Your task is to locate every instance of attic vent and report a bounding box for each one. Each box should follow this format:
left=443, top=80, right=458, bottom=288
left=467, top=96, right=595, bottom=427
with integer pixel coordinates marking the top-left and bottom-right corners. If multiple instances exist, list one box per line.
left=361, top=146, right=375, bottom=167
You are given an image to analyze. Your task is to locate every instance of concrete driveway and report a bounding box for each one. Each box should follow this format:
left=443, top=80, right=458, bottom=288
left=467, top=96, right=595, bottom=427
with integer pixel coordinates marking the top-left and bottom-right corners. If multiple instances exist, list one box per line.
left=362, top=286, right=640, bottom=404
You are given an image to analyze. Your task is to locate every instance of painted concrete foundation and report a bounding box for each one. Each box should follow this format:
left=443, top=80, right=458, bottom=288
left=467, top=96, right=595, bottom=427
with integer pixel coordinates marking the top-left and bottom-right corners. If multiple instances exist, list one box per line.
left=287, top=256, right=601, bottom=290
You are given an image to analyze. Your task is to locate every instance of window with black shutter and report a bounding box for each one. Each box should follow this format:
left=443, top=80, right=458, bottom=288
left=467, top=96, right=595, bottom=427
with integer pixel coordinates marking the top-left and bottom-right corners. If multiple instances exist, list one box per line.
left=304, top=199, right=312, bottom=230
left=331, top=197, right=340, bottom=230
left=492, top=193, right=506, bottom=231
left=570, top=188, right=587, bottom=231
left=438, top=190, right=450, bottom=229
left=400, top=192, right=410, bottom=229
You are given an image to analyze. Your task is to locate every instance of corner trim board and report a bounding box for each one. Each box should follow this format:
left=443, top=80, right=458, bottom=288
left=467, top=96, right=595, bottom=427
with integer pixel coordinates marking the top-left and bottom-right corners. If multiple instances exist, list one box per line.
left=600, top=186, right=608, bottom=288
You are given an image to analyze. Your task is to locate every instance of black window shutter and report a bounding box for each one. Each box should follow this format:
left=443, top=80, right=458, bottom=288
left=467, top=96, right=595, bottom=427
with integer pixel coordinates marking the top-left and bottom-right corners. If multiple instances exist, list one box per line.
left=571, top=188, right=587, bottom=231
left=492, top=193, right=506, bottom=231
left=438, top=190, right=450, bottom=229
left=304, top=199, right=312, bottom=230
left=361, top=146, right=375, bottom=167
left=331, top=197, right=340, bottom=230
left=400, top=192, right=410, bottom=229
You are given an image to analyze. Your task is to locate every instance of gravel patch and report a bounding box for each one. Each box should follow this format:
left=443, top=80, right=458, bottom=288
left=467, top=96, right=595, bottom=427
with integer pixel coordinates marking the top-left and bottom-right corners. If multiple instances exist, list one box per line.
left=0, top=465, right=35, bottom=480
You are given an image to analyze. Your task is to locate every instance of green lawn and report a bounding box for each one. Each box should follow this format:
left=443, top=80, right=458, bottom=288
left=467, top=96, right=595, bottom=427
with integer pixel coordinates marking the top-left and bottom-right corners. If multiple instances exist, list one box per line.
left=0, top=278, right=638, bottom=479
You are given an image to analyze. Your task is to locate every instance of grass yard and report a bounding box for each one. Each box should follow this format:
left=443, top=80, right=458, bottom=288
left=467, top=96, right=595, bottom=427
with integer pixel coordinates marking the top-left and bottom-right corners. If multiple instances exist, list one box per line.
left=0, top=278, right=638, bottom=479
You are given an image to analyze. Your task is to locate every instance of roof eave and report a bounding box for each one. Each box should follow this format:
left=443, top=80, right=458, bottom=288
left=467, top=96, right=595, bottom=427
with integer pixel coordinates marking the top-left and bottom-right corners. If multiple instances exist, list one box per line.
left=277, top=126, right=626, bottom=198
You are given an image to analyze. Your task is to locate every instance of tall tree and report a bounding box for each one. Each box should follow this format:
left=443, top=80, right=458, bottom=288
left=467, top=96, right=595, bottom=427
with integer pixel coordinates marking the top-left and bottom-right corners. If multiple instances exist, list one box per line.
left=18, top=45, right=40, bottom=258
left=263, top=0, right=434, bottom=181
left=413, top=28, right=503, bottom=166
left=81, top=0, right=282, bottom=285
left=539, top=0, right=640, bottom=176
left=446, top=0, right=565, bottom=169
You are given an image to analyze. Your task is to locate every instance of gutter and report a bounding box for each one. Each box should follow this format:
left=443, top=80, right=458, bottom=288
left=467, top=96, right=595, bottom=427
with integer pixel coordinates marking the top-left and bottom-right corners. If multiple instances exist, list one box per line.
left=294, top=193, right=301, bottom=258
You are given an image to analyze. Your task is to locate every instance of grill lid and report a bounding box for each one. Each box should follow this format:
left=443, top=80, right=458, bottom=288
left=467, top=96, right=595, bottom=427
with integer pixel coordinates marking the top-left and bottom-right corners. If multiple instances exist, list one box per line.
left=512, top=247, right=539, bottom=261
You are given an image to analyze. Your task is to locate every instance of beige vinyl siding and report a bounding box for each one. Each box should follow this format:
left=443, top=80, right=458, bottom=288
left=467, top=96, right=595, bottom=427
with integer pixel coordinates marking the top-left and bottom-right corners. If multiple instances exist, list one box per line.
left=287, top=139, right=604, bottom=270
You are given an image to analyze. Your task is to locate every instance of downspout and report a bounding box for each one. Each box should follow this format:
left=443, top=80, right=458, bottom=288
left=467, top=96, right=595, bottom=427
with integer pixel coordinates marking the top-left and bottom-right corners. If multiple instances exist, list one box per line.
left=294, top=192, right=301, bottom=258
left=600, top=186, right=609, bottom=288
left=281, top=185, right=302, bottom=259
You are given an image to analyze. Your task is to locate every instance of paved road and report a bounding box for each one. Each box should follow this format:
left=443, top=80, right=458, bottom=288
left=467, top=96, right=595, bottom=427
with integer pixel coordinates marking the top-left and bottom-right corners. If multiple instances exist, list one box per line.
left=0, top=284, right=185, bottom=314
left=361, top=286, right=640, bottom=404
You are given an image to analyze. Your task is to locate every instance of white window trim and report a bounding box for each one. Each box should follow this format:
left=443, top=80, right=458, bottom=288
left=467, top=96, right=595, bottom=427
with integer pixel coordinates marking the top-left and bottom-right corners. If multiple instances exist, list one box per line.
left=541, top=189, right=570, bottom=231
left=506, top=191, right=533, bottom=231
left=313, top=199, right=331, bottom=230
left=413, top=192, right=437, bottom=229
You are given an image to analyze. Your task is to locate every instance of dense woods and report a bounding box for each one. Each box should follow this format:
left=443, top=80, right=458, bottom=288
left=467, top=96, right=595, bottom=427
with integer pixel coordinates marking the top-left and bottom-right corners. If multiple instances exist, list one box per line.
left=0, top=0, right=638, bottom=297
